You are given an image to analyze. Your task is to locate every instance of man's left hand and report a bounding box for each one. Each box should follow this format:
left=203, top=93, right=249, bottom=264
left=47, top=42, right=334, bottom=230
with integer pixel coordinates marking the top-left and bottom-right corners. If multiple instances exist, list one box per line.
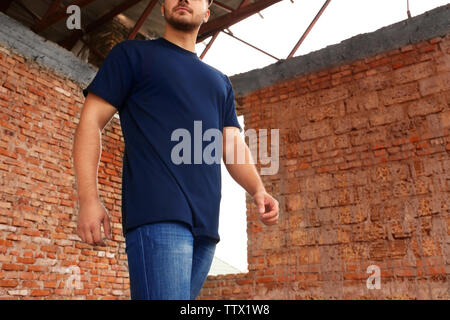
left=252, top=190, right=280, bottom=226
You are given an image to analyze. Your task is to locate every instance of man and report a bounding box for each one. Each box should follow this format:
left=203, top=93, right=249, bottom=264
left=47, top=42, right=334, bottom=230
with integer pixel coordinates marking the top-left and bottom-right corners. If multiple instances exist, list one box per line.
left=73, top=0, right=279, bottom=300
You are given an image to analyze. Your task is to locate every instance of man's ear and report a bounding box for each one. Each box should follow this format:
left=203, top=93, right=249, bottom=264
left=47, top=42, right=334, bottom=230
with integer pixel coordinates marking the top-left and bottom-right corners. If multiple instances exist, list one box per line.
left=203, top=10, right=210, bottom=23
left=161, top=3, right=164, bottom=16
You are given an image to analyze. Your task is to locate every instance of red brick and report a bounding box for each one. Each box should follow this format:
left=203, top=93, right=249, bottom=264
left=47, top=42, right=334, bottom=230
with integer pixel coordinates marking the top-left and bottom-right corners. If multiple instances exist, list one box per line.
left=29, top=290, right=51, bottom=297
left=19, top=272, right=37, bottom=280
left=43, top=281, right=58, bottom=288
left=317, top=85, right=349, bottom=105
left=256, top=276, right=274, bottom=283
left=408, top=95, right=445, bottom=117
left=369, top=104, right=404, bottom=126
left=1, top=264, right=25, bottom=271
left=427, top=266, right=445, bottom=276
left=284, top=194, right=303, bottom=212
left=300, top=122, right=333, bottom=140
left=16, top=257, right=35, bottom=264
left=0, top=280, right=18, bottom=287
left=392, top=60, right=435, bottom=84
left=0, top=239, right=13, bottom=246
left=40, top=245, right=59, bottom=253
left=27, top=86, right=46, bottom=98
left=379, top=82, right=421, bottom=105
left=419, top=74, right=450, bottom=96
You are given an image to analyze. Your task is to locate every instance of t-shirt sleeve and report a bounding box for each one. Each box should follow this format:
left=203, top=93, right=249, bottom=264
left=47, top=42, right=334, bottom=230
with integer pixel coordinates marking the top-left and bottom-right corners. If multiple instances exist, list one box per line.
left=222, top=76, right=243, bottom=133
left=82, top=42, right=134, bottom=112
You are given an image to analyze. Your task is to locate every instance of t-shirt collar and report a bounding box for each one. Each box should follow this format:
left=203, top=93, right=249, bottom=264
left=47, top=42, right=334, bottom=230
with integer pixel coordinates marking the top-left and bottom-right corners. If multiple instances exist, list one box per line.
left=156, top=37, right=199, bottom=58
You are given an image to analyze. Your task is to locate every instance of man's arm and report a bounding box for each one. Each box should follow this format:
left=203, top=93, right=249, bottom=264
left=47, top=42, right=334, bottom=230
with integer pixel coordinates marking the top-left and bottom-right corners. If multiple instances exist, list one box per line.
left=72, top=92, right=116, bottom=245
left=222, top=127, right=279, bottom=226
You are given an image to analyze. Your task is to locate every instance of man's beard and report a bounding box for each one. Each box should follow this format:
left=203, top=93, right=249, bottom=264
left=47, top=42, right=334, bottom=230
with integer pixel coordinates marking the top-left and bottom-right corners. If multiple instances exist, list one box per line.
left=164, top=7, right=202, bottom=31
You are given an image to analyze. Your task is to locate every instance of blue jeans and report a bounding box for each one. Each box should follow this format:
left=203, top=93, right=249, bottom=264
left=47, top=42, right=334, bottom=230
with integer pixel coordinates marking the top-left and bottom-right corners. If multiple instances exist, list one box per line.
left=125, top=221, right=216, bottom=300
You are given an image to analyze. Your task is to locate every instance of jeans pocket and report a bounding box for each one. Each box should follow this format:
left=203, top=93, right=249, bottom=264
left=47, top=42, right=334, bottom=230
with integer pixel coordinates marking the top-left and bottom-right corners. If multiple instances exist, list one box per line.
left=143, top=222, right=193, bottom=250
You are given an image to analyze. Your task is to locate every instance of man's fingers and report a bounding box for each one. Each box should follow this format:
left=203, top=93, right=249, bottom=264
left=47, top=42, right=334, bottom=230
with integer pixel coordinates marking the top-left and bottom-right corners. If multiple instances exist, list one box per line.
left=253, top=192, right=280, bottom=225
left=262, top=212, right=279, bottom=222
left=262, top=210, right=277, bottom=219
left=85, top=227, right=94, bottom=245
left=103, top=214, right=112, bottom=240
left=90, top=225, right=105, bottom=246
left=266, top=215, right=279, bottom=223
left=258, top=200, right=265, bottom=214
left=261, top=198, right=279, bottom=225
left=261, top=217, right=278, bottom=225
left=262, top=201, right=279, bottom=218
left=254, top=196, right=265, bottom=214
left=264, top=198, right=278, bottom=210
left=77, top=227, right=85, bottom=242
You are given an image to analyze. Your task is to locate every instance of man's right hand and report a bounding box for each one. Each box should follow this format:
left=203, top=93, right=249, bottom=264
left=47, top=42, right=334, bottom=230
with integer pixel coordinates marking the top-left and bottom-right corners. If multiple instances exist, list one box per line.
left=76, top=199, right=112, bottom=246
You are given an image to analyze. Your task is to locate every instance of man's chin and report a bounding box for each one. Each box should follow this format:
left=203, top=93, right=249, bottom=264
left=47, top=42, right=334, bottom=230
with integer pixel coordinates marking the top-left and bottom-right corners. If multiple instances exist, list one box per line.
left=167, top=20, right=199, bottom=32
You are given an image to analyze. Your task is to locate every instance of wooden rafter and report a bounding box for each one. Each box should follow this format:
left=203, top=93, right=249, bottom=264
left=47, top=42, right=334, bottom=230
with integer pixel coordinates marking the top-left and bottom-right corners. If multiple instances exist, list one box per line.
left=128, top=0, right=158, bottom=40
left=35, top=0, right=63, bottom=27
left=211, top=1, right=234, bottom=13
left=0, top=0, right=14, bottom=13
left=0, top=0, right=14, bottom=12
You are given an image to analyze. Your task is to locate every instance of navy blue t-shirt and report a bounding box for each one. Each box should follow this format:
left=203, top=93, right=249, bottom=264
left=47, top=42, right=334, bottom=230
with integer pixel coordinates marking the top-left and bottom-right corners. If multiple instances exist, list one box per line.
left=82, top=37, right=242, bottom=243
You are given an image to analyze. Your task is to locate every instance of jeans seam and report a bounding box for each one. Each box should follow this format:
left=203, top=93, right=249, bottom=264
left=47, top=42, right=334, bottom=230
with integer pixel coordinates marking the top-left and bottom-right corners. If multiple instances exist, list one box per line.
left=138, top=228, right=150, bottom=300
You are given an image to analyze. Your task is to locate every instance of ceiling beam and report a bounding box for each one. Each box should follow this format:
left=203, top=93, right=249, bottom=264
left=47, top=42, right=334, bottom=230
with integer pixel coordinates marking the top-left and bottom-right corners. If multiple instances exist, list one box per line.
left=34, top=0, right=63, bottom=28
left=0, top=0, right=14, bottom=13
left=197, top=0, right=282, bottom=42
left=199, top=31, right=219, bottom=60
left=13, top=1, right=41, bottom=22
left=128, top=0, right=158, bottom=40
left=287, top=0, right=331, bottom=58
left=211, top=1, right=234, bottom=13
left=222, top=29, right=279, bottom=61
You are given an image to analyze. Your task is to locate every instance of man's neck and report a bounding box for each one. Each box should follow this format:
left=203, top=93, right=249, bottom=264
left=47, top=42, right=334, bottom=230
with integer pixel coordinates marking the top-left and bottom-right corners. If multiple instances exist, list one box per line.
left=162, top=27, right=198, bottom=54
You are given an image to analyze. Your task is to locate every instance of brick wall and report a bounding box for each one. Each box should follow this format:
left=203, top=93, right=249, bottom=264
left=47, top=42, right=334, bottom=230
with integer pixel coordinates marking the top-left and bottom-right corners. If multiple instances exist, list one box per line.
left=0, top=7, right=449, bottom=300
left=198, top=34, right=450, bottom=299
left=0, top=45, right=128, bottom=299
